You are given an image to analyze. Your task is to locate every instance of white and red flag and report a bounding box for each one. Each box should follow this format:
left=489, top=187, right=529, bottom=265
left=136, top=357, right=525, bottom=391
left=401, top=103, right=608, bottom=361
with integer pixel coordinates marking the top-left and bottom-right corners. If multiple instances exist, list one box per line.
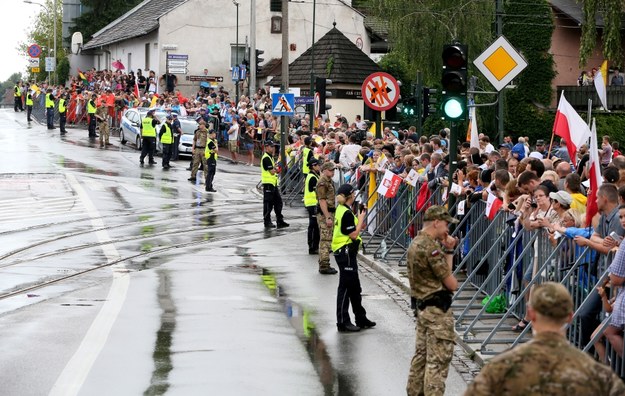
left=485, top=190, right=503, bottom=220
left=586, top=119, right=602, bottom=226
left=553, top=92, right=591, bottom=161
left=133, top=80, right=140, bottom=100
left=376, top=169, right=402, bottom=198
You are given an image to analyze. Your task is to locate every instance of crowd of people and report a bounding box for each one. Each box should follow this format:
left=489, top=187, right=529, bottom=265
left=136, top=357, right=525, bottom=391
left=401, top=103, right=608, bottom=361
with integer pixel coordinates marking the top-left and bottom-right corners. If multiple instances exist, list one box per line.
left=578, top=67, right=625, bottom=86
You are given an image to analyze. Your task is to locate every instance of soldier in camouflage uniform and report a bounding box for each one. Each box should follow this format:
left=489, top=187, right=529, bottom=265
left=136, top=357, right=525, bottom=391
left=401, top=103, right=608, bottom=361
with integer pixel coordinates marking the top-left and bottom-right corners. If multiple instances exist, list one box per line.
left=315, top=161, right=338, bottom=275
left=96, top=101, right=110, bottom=148
left=465, top=282, right=625, bottom=396
left=406, top=206, right=459, bottom=396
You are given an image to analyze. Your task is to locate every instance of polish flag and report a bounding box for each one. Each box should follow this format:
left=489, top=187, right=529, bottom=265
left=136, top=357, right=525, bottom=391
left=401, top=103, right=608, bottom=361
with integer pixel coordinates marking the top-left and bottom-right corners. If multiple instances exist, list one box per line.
left=485, top=190, right=503, bottom=220
left=469, top=106, right=480, bottom=149
left=133, top=80, right=140, bottom=101
left=586, top=119, right=603, bottom=226
left=553, top=92, right=591, bottom=161
left=376, top=169, right=402, bottom=198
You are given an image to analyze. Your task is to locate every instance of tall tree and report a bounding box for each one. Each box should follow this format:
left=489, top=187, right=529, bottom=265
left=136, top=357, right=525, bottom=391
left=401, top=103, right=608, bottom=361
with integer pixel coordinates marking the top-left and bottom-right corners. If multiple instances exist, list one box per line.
left=364, top=0, right=495, bottom=86
left=580, top=0, right=623, bottom=67
left=70, top=0, right=143, bottom=41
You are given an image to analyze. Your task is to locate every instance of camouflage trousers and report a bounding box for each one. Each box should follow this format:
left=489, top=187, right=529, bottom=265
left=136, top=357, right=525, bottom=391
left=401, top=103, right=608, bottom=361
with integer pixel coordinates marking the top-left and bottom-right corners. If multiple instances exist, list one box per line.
left=407, top=306, right=455, bottom=396
left=191, top=151, right=207, bottom=179
left=316, top=213, right=334, bottom=269
left=99, top=122, right=109, bottom=147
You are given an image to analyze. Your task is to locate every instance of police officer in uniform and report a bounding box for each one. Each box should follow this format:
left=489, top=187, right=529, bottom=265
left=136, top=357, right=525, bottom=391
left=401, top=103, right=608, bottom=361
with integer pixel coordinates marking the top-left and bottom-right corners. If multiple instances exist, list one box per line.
left=87, top=93, right=98, bottom=138
left=25, top=89, right=33, bottom=122
left=332, top=184, right=376, bottom=332
left=204, top=129, right=218, bottom=192
left=96, top=101, right=109, bottom=147
left=316, top=161, right=338, bottom=275
left=261, top=140, right=289, bottom=229
left=465, top=282, right=625, bottom=396
left=304, top=158, right=321, bottom=254
left=58, top=93, right=68, bottom=135
left=406, top=205, right=459, bottom=396
left=159, top=115, right=174, bottom=168
left=189, top=121, right=208, bottom=182
left=139, top=110, right=159, bottom=166
left=301, top=137, right=314, bottom=178
left=14, top=81, right=23, bottom=112
left=45, top=88, right=55, bottom=130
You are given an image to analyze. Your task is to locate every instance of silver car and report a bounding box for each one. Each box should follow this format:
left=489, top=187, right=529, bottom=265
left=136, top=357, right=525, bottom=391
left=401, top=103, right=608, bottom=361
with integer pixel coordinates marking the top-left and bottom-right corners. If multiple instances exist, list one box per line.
left=119, top=107, right=168, bottom=150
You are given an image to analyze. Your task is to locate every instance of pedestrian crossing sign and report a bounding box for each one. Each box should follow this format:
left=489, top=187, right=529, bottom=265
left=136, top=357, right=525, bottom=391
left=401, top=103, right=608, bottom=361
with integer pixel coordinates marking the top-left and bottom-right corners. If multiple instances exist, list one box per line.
left=271, top=93, right=295, bottom=116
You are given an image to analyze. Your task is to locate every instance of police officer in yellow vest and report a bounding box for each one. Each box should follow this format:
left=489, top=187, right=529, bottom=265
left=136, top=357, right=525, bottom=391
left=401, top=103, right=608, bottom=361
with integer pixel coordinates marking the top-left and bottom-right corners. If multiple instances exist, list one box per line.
left=14, top=81, right=23, bottom=112
left=25, top=89, right=33, bottom=122
left=262, top=140, right=289, bottom=229
left=204, top=129, right=218, bottom=192
left=332, top=184, right=376, bottom=332
left=58, top=92, right=68, bottom=135
left=87, top=93, right=98, bottom=138
left=304, top=158, right=321, bottom=254
left=45, top=88, right=55, bottom=130
left=159, top=115, right=174, bottom=169
left=139, top=110, right=160, bottom=166
left=301, top=137, right=314, bottom=176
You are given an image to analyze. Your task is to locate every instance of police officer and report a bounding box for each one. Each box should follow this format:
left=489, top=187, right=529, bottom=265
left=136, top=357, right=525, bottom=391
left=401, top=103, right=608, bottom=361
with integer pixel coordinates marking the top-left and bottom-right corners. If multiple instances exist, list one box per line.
left=301, top=136, right=314, bottom=177
left=25, top=88, right=33, bottom=122
left=159, top=115, right=174, bottom=168
left=96, top=101, right=109, bottom=147
left=189, top=121, right=208, bottom=182
left=14, top=81, right=23, bottom=112
left=87, top=93, right=97, bottom=138
left=261, top=140, right=289, bottom=229
left=204, top=129, right=218, bottom=192
left=171, top=113, right=182, bottom=160
left=465, top=282, right=625, bottom=396
left=139, top=110, right=159, bottom=166
left=304, top=158, right=321, bottom=254
left=406, top=205, right=459, bottom=396
left=332, top=184, right=376, bottom=332
left=58, top=92, right=68, bottom=135
left=45, top=88, right=55, bottom=130
left=316, top=161, right=338, bottom=275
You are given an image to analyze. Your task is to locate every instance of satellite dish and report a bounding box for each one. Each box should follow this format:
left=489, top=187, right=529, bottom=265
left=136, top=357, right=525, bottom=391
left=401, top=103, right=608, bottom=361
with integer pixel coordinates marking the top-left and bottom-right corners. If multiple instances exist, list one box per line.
left=71, top=32, right=83, bottom=55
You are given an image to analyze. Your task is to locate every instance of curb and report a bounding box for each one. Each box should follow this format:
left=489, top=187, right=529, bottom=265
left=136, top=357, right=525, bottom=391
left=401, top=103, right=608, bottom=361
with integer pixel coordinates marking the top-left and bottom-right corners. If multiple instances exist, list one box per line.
left=358, top=252, right=486, bottom=368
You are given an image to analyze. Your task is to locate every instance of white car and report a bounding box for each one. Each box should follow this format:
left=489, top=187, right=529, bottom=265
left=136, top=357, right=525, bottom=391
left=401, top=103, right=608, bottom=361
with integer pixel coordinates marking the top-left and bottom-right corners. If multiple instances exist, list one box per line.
left=172, top=116, right=199, bottom=158
left=119, top=107, right=168, bottom=150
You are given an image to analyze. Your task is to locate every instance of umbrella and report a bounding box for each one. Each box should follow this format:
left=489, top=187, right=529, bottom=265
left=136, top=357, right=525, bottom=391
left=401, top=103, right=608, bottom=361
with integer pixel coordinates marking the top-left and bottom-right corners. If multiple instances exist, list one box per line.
left=112, top=60, right=125, bottom=70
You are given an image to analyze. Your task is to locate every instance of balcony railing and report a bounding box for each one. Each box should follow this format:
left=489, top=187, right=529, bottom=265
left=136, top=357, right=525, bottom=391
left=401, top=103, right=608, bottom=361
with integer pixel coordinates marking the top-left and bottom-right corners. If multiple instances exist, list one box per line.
left=557, top=85, right=625, bottom=110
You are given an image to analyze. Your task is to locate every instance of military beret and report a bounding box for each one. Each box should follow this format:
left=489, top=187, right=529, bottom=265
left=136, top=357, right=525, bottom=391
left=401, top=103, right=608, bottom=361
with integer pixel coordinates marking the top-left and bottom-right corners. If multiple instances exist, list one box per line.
left=424, top=205, right=459, bottom=224
left=530, top=282, right=573, bottom=320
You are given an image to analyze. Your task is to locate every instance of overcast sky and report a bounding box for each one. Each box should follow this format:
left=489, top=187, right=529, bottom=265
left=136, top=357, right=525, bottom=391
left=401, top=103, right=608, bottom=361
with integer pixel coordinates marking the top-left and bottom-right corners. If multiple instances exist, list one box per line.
left=2, top=3, right=42, bottom=82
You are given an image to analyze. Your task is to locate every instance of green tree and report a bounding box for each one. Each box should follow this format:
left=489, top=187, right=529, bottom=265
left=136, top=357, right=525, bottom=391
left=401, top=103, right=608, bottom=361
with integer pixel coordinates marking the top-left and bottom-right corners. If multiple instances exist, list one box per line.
left=364, top=0, right=495, bottom=86
left=503, top=0, right=555, bottom=141
left=580, top=0, right=623, bottom=67
left=70, top=0, right=143, bottom=41
left=18, top=0, right=63, bottom=84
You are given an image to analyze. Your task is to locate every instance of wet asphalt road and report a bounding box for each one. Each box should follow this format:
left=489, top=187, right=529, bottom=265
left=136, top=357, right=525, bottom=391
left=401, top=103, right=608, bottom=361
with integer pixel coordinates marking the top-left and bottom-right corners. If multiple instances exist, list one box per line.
left=0, top=110, right=467, bottom=395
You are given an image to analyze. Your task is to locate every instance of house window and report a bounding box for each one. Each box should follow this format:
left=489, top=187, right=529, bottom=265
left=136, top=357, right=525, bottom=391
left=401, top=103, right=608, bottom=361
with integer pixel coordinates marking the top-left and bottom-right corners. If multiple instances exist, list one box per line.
left=127, top=53, right=132, bottom=71
left=271, top=16, right=282, bottom=33
left=270, top=0, right=281, bottom=12
left=145, top=43, right=150, bottom=70
left=230, top=45, right=246, bottom=68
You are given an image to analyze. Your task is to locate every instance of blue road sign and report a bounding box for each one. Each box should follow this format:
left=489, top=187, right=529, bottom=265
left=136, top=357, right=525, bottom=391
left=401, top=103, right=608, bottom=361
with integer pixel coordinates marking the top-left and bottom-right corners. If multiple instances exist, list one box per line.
left=232, top=66, right=240, bottom=82
left=271, top=93, right=295, bottom=116
left=167, top=54, right=188, bottom=60
left=294, top=96, right=314, bottom=105
left=28, top=44, right=42, bottom=58
left=239, top=65, right=247, bottom=80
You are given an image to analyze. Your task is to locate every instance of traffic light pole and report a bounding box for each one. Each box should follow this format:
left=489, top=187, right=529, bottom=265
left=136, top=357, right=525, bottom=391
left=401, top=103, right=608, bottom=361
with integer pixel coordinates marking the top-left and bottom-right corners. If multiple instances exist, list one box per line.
left=415, top=71, right=423, bottom=136
left=375, top=111, right=382, bottom=139
left=308, top=0, right=316, bottom=126
left=280, top=0, right=289, bottom=179
left=448, top=121, right=458, bottom=211
left=496, top=0, right=504, bottom=144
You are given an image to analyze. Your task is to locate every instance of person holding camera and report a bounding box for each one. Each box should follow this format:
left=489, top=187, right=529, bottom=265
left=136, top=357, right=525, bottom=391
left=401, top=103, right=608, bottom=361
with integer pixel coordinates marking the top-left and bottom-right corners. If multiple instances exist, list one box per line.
left=332, top=184, right=376, bottom=332
left=406, top=205, right=458, bottom=396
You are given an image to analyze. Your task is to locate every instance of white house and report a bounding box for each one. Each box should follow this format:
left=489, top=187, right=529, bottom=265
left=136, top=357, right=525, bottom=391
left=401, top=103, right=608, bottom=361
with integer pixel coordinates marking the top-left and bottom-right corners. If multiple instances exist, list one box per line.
left=78, top=0, right=372, bottom=97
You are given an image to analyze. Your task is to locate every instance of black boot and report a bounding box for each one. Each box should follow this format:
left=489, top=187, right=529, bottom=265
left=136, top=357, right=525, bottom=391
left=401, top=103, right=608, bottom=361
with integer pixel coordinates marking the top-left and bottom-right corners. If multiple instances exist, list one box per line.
left=337, top=323, right=360, bottom=333
left=356, top=318, right=377, bottom=329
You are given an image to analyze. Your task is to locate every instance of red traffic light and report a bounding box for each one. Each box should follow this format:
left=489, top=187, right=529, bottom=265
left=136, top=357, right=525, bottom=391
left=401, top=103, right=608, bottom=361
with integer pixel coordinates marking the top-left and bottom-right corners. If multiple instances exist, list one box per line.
left=442, top=45, right=467, bottom=69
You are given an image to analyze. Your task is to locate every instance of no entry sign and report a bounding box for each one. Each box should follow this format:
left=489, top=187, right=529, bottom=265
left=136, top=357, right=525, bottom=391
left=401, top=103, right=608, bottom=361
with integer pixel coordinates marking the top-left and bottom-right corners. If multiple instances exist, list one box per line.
left=361, top=72, right=400, bottom=112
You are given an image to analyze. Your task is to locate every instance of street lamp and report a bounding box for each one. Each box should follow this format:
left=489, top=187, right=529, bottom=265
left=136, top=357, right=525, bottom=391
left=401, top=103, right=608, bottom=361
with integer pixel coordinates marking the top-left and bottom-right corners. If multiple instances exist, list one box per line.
left=24, top=0, right=57, bottom=84
left=233, top=0, right=240, bottom=103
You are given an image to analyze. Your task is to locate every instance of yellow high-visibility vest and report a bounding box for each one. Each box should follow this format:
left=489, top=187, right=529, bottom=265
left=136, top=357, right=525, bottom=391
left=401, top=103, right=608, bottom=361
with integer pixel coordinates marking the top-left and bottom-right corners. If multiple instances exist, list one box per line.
left=58, top=98, right=66, bottom=113
left=45, top=93, right=54, bottom=109
left=141, top=117, right=156, bottom=137
left=261, top=152, right=278, bottom=186
left=332, top=204, right=361, bottom=252
left=304, top=173, right=318, bottom=207
left=205, top=138, right=218, bottom=160
left=160, top=123, right=173, bottom=144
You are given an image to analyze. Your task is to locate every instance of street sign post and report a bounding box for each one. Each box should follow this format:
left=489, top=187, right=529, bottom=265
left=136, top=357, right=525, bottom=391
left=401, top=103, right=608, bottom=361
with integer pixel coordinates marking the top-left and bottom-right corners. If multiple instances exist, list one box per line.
left=45, top=57, right=55, bottom=72
left=271, top=93, right=295, bottom=116
left=361, top=72, right=400, bottom=111
left=473, top=36, right=527, bottom=92
left=186, top=75, right=224, bottom=82
left=166, top=54, right=189, bottom=60
left=28, top=58, right=39, bottom=67
left=32, top=67, right=40, bottom=73
left=167, top=60, right=188, bottom=68
left=27, top=44, right=42, bottom=58
left=232, top=66, right=240, bottom=81
left=168, top=67, right=188, bottom=74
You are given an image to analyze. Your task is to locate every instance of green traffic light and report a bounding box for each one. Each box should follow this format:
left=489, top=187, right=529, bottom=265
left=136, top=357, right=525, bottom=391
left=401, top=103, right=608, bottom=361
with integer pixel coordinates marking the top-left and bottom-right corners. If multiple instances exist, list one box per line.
left=443, top=98, right=464, bottom=119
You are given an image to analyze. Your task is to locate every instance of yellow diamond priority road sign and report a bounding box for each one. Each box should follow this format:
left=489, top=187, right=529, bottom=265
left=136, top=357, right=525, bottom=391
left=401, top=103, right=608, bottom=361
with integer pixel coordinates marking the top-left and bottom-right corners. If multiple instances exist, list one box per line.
left=474, top=36, right=527, bottom=92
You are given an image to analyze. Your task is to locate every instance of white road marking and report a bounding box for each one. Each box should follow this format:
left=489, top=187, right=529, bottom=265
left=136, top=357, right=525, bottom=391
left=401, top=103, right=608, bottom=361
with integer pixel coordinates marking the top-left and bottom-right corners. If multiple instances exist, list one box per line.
left=49, top=173, right=128, bottom=396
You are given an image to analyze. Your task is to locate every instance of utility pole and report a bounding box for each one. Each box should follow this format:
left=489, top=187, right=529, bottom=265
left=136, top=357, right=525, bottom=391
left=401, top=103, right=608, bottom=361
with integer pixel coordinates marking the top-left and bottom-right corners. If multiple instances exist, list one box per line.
left=250, top=0, right=257, bottom=95
left=234, top=0, right=240, bottom=102
left=308, top=0, right=316, bottom=126
left=496, top=0, right=504, bottom=144
left=415, top=71, right=423, bottom=136
left=280, top=0, right=289, bottom=179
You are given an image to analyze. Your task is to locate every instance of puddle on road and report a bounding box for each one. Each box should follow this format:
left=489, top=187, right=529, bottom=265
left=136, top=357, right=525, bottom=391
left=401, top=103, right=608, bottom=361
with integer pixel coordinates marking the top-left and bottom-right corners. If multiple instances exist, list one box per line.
left=229, top=251, right=355, bottom=396
left=144, top=270, right=175, bottom=396
left=108, top=186, right=132, bottom=209
left=53, top=155, right=119, bottom=176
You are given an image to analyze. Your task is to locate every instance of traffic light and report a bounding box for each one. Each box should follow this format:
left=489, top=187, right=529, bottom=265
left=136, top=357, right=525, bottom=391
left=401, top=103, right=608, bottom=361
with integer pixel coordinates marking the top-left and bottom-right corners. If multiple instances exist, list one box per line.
left=255, top=49, right=265, bottom=74
left=402, top=96, right=417, bottom=117
left=423, top=87, right=437, bottom=120
left=441, top=44, right=468, bottom=121
left=315, top=77, right=332, bottom=116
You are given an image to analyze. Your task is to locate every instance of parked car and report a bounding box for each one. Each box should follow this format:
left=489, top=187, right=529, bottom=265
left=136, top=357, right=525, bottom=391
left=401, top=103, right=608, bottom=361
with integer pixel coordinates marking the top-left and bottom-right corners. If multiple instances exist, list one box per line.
left=119, top=108, right=168, bottom=150
left=170, top=116, right=199, bottom=158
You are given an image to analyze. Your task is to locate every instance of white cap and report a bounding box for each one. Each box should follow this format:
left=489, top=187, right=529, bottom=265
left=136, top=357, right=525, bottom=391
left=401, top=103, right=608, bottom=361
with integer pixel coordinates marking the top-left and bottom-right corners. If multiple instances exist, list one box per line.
left=529, top=152, right=543, bottom=159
